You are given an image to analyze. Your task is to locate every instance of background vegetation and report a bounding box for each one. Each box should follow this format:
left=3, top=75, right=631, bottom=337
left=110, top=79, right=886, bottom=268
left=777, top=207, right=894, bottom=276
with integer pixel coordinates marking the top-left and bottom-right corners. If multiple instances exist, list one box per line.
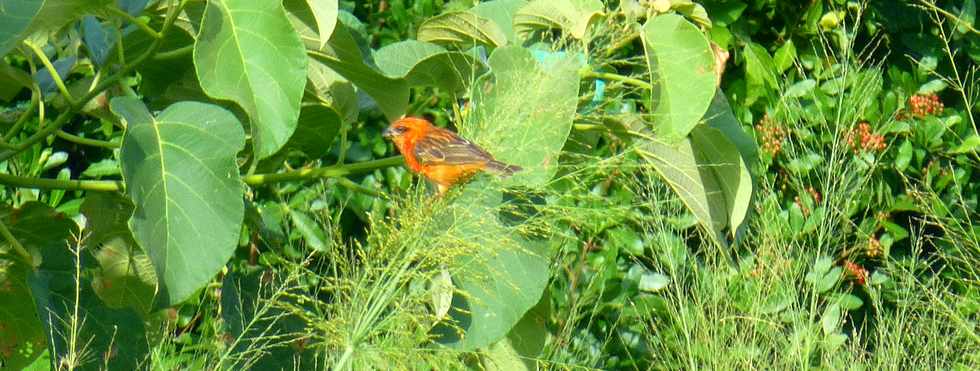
left=0, top=0, right=977, bottom=370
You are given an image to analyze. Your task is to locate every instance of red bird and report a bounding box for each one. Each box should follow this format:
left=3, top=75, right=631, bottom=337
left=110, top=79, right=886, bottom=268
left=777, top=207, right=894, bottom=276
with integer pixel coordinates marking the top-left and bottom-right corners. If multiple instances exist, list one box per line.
left=382, top=117, right=522, bottom=194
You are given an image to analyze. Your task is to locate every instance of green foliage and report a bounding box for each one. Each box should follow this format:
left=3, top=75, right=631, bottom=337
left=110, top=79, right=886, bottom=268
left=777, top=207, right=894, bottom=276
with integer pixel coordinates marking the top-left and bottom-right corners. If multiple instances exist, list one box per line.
left=0, top=0, right=977, bottom=369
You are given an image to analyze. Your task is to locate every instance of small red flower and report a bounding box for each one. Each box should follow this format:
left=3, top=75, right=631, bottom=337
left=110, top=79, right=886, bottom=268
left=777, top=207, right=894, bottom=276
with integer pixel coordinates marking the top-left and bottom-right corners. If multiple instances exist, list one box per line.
left=843, top=260, right=869, bottom=285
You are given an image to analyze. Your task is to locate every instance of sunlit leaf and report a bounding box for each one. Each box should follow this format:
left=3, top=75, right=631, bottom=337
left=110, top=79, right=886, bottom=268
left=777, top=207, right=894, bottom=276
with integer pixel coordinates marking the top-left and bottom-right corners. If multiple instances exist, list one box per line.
left=466, top=46, right=582, bottom=187
left=194, top=0, right=307, bottom=159
left=112, top=97, right=245, bottom=306
left=418, top=11, right=507, bottom=49
left=513, top=0, right=603, bottom=40
left=640, top=125, right=752, bottom=240
left=374, top=40, right=483, bottom=93
left=641, top=14, right=718, bottom=142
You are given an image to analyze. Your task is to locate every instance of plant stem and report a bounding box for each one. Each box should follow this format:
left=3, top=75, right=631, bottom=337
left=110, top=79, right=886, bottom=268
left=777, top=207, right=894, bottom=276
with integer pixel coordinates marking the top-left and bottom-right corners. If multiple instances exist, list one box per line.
left=0, top=172, right=123, bottom=191
left=336, top=177, right=382, bottom=197
left=107, top=6, right=162, bottom=39
left=153, top=44, right=193, bottom=60
left=0, top=0, right=185, bottom=162
left=0, top=216, right=33, bottom=266
left=1, top=95, right=39, bottom=143
left=580, top=70, right=652, bottom=90
left=25, top=42, right=77, bottom=107
left=605, top=31, right=640, bottom=57
left=56, top=130, right=120, bottom=149
left=243, top=156, right=403, bottom=186
left=0, top=156, right=404, bottom=192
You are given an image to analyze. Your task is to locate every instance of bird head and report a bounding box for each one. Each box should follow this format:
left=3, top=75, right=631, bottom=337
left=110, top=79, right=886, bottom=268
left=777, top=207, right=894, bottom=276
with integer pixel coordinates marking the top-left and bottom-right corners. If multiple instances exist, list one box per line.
left=383, top=117, right=433, bottom=146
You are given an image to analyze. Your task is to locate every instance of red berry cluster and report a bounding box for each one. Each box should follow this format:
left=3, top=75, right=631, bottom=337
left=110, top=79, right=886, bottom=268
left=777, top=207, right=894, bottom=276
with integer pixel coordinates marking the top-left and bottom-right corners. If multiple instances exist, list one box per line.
left=843, top=260, right=869, bottom=286
left=845, top=122, right=886, bottom=152
left=909, top=94, right=944, bottom=118
left=794, top=186, right=822, bottom=217
left=756, top=115, right=786, bottom=155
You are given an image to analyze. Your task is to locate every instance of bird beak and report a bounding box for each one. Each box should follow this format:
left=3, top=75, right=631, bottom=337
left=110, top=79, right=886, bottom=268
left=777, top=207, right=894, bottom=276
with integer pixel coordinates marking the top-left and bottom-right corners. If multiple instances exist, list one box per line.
left=382, top=127, right=395, bottom=139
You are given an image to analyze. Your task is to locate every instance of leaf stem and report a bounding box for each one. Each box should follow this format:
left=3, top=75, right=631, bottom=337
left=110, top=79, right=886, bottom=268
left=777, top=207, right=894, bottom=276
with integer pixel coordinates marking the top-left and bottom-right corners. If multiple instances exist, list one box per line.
left=55, top=130, right=120, bottom=149
left=0, top=214, right=36, bottom=266
left=153, top=44, right=193, bottom=60
left=25, top=42, right=77, bottom=107
left=107, top=6, right=163, bottom=39
left=580, top=70, right=652, bottom=90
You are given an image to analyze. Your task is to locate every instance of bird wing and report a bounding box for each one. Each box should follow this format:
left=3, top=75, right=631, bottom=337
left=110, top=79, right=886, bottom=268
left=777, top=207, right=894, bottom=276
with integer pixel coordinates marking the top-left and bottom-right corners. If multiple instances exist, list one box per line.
left=412, top=129, right=493, bottom=166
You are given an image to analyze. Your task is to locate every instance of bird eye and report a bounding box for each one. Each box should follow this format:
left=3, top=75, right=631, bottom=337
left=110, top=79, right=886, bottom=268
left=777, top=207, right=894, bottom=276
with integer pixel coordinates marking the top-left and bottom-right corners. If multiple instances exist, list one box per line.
left=395, top=126, right=408, bottom=133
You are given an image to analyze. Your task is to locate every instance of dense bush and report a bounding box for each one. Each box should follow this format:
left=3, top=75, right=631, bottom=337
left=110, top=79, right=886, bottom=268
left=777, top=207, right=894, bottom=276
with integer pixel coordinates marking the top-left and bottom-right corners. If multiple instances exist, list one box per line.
left=0, top=0, right=976, bottom=369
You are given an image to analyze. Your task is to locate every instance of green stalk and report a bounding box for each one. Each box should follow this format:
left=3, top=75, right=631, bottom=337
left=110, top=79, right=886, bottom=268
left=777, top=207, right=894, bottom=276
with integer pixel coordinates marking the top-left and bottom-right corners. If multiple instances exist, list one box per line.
left=0, top=216, right=35, bottom=266
left=25, top=42, right=77, bottom=107
left=580, top=70, right=653, bottom=90
left=56, top=130, right=120, bottom=149
left=0, top=156, right=404, bottom=192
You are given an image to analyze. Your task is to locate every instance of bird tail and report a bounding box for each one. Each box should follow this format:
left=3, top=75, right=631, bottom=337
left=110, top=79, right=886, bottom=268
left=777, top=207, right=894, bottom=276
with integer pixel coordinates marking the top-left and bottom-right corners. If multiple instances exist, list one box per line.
left=486, top=160, right=522, bottom=177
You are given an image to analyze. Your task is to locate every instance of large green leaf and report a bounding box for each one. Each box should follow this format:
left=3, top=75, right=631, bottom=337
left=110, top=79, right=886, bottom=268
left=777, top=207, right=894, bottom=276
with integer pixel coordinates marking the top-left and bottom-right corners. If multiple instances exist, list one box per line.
left=0, top=0, right=112, bottom=57
left=470, top=0, right=527, bottom=45
left=465, top=46, right=582, bottom=187
left=704, top=89, right=758, bottom=173
left=431, top=183, right=550, bottom=351
left=305, top=0, right=337, bottom=49
left=309, top=21, right=409, bottom=121
left=194, top=0, right=307, bottom=159
left=0, top=203, right=62, bottom=370
left=417, top=11, right=508, bottom=49
left=640, top=125, right=752, bottom=240
left=306, top=59, right=358, bottom=122
left=29, top=270, right=147, bottom=371
left=111, top=97, right=245, bottom=306
left=280, top=103, right=342, bottom=159
left=373, top=40, right=483, bottom=93
left=0, top=266, right=45, bottom=370
left=513, top=0, right=603, bottom=40
left=742, top=41, right=778, bottom=106
left=81, top=193, right=157, bottom=315
left=0, top=202, right=146, bottom=371
left=641, top=14, right=717, bottom=142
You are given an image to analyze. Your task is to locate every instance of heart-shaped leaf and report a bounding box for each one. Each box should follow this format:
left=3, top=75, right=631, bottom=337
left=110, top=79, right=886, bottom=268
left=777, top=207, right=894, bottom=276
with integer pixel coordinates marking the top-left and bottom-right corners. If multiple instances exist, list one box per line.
left=194, top=0, right=307, bottom=159
left=641, top=14, right=718, bottom=142
left=417, top=11, right=508, bottom=49
left=112, top=97, right=245, bottom=306
left=470, top=0, right=528, bottom=45
left=640, top=125, right=752, bottom=241
left=513, top=0, right=603, bottom=40
left=373, top=40, right=483, bottom=93
left=308, top=21, right=409, bottom=120
left=0, top=0, right=113, bottom=57
left=465, top=46, right=582, bottom=187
